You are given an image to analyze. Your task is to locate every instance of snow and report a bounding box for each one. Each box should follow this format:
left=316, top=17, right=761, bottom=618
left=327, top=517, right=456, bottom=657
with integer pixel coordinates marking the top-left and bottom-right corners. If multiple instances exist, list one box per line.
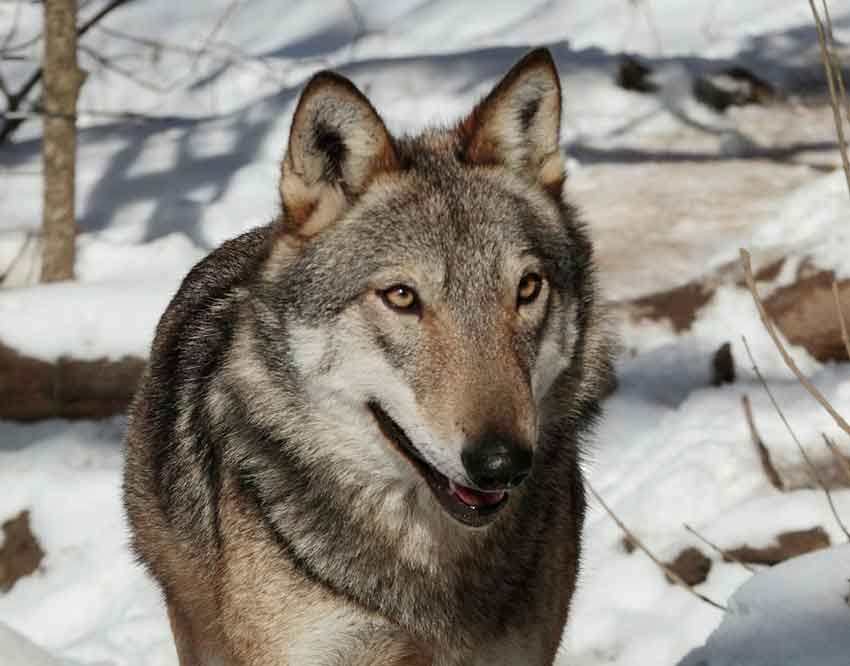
left=2, top=0, right=850, bottom=664
left=0, top=420, right=175, bottom=665
left=565, top=366, right=850, bottom=666
left=680, top=544, right=850, bottom=666
left=0, top=280, right=179, bottom=361
left=0, top=623, right=85, bottom=666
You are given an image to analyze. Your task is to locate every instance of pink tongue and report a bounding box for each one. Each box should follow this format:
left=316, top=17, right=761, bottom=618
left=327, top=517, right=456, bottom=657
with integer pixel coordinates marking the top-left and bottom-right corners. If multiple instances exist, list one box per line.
left=451, top=482, right=506, bottom=508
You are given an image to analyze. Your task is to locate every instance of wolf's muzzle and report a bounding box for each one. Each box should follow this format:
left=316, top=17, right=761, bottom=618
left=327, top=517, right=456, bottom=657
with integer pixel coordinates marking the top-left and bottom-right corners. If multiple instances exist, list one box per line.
left=461, top=437, right=532, bottom=491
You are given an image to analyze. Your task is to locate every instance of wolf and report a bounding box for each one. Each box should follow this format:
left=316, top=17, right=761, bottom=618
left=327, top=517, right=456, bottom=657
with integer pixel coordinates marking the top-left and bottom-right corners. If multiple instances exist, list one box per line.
left=123, top=48, right=614, bottom=665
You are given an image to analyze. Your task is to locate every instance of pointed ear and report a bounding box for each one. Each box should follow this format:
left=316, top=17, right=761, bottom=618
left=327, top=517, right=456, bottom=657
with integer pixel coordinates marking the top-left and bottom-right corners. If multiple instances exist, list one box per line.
left=459, top=48, right=565, bottom=197
left=280, top=71, right=398, bottom=239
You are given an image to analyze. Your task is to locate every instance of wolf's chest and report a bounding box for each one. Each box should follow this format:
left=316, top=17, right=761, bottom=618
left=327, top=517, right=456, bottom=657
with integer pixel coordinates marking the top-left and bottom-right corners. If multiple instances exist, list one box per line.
left=286, top=607, right=548, bottom=666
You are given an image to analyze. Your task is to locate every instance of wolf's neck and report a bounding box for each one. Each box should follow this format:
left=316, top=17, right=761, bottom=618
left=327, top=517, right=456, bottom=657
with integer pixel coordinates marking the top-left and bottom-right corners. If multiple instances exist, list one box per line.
left=227, top=413, right=552, bottom=647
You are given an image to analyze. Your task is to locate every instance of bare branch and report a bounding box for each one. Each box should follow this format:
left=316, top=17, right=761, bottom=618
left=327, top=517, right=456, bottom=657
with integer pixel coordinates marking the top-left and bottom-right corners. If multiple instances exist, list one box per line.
left=346, top=0, right=369, bottom=40
left=0, top=230, right=35, bottom=284
left=0, top=33, right=42, bottom=56
left=94, top=25, right=206, bottom=58
left=741, top=394, right=784, bottom=491
left=78, top=44, right=168, bottom=93
left=0, top=0, right=24, bottom=57
left=94, top=25, right=289, bottom=87
left=740, top=249, right=850, bottom=440
left=2, top=107, right=183, bottom=122
left=741, top=336, right=850, bottom=542
left=587, top=481, right=727, bottom=611
left=189, top=0, right=242, bottom=73
left=683, top=523, right=756, bottom=573
left=76, top=0, right=135, bottom=40
left=0, top=0, right=134, bottom=144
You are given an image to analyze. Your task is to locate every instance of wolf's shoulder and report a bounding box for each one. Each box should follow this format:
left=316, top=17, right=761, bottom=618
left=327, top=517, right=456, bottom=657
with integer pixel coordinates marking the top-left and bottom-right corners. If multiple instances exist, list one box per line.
left=178, top=224, right=273, bottom=301
left=148, top=224, right=273, bottom=359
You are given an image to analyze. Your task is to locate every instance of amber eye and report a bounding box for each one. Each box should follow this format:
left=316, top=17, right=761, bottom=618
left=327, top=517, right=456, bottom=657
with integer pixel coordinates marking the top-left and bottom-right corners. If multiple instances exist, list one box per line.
left=517, top=273, right=543, bottom=306
left=380, top=285, right=420, bottom=312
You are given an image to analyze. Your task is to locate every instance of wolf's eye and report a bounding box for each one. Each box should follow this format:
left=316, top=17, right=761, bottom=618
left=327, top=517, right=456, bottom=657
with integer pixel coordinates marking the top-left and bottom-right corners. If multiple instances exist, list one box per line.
left=517, top=273, right=543, bottom=306
left=380, top=285, right=420, bottom=313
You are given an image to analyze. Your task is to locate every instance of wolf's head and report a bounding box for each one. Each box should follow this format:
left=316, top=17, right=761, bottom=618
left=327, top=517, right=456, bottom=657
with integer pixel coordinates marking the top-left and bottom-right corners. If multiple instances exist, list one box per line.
left=250, top=49, right=608, bottom=531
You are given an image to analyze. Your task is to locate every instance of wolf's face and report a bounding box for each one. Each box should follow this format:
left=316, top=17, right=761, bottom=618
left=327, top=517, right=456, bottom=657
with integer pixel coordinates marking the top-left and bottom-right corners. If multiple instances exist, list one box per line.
left=258, top=51, right=590, bottom=528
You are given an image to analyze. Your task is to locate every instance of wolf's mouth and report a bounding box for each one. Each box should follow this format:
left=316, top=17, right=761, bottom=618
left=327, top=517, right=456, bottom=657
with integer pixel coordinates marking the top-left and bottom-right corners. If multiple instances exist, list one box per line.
left=367, top=401, right=509, bottom=528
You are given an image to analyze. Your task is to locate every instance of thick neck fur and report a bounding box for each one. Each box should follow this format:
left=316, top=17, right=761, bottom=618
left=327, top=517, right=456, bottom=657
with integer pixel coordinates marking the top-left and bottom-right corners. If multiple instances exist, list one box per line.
left=211, top=296, right=596, bottom=650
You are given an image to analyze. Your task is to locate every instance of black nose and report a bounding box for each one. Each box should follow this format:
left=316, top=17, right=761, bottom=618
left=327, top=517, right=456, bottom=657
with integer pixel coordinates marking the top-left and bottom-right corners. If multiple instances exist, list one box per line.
left=461, top=437, right=533, bottom=491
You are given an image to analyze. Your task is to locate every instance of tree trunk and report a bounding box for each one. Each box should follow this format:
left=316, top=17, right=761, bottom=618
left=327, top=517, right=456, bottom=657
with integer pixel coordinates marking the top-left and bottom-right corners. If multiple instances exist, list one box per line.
left=41, top=0, right=86, bottom=283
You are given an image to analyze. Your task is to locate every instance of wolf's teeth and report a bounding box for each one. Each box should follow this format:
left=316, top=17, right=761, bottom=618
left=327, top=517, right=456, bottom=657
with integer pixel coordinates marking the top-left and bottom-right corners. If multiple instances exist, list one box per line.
left=448, top=479, right=457, bottom=493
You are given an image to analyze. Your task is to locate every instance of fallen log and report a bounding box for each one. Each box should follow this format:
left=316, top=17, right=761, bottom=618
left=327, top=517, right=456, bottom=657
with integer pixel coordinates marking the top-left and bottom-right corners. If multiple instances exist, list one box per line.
left=0, top=342, right=145, bottom=421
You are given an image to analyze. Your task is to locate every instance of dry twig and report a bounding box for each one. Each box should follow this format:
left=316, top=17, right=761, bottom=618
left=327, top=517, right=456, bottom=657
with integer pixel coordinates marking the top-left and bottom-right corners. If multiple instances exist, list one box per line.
left=808, top=0, right=850, bottom=197
left=823, top=433, right=850, bottom=487
left=820, top=0, right=850, bottom=130
left=741, top=394, right=784, bottom=491
left=834, top=281, right=850, bottom=361
left=741, top=336, right=850, bottom=541
left=740, top=249, right=850, bottom=440
left=683, top=523, right=756, bottom=573
left=587, top=481, right=726, bottom=611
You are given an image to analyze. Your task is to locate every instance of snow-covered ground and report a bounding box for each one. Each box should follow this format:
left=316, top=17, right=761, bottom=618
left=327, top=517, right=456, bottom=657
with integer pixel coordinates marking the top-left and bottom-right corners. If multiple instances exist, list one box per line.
left=680, top=544, right=850, bottom=666
left=2, top=1, right=850, bottom=664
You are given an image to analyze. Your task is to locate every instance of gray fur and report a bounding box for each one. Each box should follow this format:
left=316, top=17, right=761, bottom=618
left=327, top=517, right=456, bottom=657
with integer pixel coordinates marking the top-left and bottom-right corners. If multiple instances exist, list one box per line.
left=124, top=48, right=614, bottom=665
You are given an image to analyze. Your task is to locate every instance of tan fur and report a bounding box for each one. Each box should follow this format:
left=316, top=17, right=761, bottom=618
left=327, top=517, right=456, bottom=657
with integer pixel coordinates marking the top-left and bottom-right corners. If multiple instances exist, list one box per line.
left=416, top=302, right=538, bottom=452
left=128, top=443, right=429, bottom=666
left=124, top=429, right=231, bottom=664
left=216, top=475, right=429, bottom=666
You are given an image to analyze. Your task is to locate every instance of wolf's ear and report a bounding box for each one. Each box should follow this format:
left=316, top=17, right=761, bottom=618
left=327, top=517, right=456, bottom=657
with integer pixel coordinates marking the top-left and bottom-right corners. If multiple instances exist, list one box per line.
left=280, top=71, right=398, bottom=239
left=459, top=48, right=564, bottom=197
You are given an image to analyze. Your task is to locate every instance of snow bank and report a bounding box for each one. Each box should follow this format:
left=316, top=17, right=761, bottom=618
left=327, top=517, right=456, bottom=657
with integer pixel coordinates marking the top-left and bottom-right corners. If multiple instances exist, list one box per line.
left=563, top=356, right=850, bottom=666
left=0, top=280, right=178, bottom=361
left=0, top=623, right=86, bottom=666
left=679, top=544, right=850, bottom=666
left=0, top=420, right=176, bottom=665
